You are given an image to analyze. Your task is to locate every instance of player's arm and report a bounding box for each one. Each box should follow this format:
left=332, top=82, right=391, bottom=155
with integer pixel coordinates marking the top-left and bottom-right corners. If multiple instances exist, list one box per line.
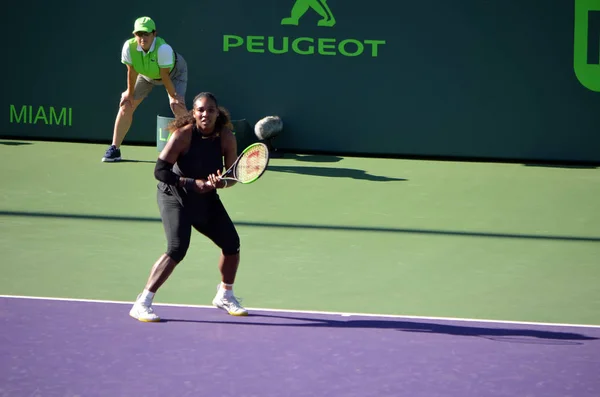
left=157, top=44, right=178, bottom=99
left=158, top=125, right=190, bottom=164
left=126, top=64, right=139, bottom=97
left=120, top=42, right=138, bottom=105
left=159, top=67, right=177, bottom=98
left=154, top=125, right=215, bottom=193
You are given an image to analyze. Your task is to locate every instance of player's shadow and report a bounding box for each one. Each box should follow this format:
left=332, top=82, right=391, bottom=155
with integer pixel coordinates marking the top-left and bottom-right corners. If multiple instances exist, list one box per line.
left=267, top=165, right=407, bottom=182
left=164, top=314, right=598, bottom=345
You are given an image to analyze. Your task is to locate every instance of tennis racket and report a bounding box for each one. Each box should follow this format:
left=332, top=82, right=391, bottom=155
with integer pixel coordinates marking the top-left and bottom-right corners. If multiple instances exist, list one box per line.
left=219, top=142, right=270, bottom=184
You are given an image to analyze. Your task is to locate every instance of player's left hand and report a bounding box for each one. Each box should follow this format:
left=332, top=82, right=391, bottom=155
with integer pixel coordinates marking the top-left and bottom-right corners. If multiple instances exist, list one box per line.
left=193, top=179, right=216, bottom=193
left=208, top=170, right=226, bottom=189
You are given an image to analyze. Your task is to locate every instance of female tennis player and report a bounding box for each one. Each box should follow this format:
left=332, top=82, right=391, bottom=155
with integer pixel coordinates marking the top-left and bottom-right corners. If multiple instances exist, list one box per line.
left=129, top=92, right=246, bottom=321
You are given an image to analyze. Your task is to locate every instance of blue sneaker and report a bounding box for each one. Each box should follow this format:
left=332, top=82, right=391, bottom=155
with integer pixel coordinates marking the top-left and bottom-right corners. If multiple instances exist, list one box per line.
left=102, top=145, right=122, bottom=162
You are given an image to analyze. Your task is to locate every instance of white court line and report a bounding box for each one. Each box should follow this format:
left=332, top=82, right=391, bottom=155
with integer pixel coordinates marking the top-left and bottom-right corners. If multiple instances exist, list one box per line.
left=2, top=294, right=599, bottom=329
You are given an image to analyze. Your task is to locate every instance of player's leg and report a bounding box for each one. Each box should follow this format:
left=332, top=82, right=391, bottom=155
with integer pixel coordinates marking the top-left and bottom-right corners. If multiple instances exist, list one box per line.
left=129, top=188, right=192, bottom=322
left=194, top=199, right=246, bottom=316
left=102, top=75, right=151, bottom=162
left=149, top=188, right=193, bottom=289
left=169, top=54, right=188, bottom=118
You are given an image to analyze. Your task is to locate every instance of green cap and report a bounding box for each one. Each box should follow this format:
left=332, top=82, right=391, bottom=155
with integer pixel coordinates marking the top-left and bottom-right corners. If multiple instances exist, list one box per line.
left=132, top=17, right=156, bottom=33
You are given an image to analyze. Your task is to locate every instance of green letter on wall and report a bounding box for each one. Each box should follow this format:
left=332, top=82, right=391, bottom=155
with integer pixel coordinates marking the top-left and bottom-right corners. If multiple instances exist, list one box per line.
left=574, top=0, right=600, bottom=91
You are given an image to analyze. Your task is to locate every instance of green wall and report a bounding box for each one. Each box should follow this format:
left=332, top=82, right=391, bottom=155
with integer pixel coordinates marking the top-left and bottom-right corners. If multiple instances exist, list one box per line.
left=2, top=0, right=600, bottom=163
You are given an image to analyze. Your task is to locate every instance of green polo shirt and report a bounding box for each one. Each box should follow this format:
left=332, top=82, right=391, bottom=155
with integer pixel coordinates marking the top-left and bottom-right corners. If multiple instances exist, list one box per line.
left=122, top=37, right=175, bottom=80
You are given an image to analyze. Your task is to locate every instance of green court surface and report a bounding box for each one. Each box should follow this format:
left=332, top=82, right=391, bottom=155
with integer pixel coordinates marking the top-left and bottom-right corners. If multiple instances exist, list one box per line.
left=1, top=139, right=599, bottom=325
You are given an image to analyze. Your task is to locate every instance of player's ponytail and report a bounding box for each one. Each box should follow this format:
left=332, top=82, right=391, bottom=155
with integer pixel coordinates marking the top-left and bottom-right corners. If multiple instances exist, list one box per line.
left=216, top=106, right=233, bottom=131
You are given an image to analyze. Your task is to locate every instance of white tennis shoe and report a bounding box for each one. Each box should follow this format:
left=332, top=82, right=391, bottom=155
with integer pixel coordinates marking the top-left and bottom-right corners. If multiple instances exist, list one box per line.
left=212, top=287, right=248, bottom=316
left=129, top=296, right=161, bottom=322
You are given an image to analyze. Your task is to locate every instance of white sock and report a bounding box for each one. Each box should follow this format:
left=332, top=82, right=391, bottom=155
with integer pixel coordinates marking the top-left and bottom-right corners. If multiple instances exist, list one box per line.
left=139, top=289, right=155, bottom=305
left=219, top=283, right=234, bottom=297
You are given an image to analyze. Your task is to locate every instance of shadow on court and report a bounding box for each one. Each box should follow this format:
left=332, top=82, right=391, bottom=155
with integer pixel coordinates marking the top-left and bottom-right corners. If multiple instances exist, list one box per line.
left=0, top=141, right=33, bottom=146
left=103, top=159, right=156, bottom=164
left=268, top=165, right=407, bottom=182
left=283, top=154, right=343, bottom=163
left=1, top=210, right=599, bottom=242
left=523, top=163, right=598, bottom=170
left=162, top=314, right=598, bottom=345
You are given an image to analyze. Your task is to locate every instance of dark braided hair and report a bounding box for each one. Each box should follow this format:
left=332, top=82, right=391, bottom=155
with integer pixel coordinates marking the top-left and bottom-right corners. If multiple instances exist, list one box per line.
left=167, top=92, right=233, bottom=132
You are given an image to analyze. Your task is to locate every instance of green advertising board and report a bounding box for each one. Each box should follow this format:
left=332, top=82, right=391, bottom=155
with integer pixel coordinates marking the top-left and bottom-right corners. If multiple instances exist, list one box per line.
left=2, top=0, right=599, bottom=163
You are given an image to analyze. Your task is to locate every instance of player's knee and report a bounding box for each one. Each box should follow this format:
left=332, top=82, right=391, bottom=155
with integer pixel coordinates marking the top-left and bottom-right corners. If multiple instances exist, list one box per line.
left=222, top=247, right=240, bottom=256
left=166, top=248, right=187, bottom=263
left=166, top=243, right=189, bottom=263
left=119, top=102, right=134, bottom=116
left=221, top=236, right=240, bottom=256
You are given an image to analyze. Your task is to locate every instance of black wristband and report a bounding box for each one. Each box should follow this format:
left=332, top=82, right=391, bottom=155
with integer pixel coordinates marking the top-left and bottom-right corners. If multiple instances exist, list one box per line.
left=183, top=178, right=196, bottom=190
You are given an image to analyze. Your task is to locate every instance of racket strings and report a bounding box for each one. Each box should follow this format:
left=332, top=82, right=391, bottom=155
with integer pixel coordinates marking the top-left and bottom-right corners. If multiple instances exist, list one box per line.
left=235, top=146, right=268, bottom=183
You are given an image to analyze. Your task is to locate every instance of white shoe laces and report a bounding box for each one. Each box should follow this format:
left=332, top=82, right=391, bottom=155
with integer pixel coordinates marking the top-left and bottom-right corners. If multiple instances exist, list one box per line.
left=226, top=295, right=242, bottom=304
left=223, top=294, right=245, bottom=309
left=136, top=301, right=155, bottom=315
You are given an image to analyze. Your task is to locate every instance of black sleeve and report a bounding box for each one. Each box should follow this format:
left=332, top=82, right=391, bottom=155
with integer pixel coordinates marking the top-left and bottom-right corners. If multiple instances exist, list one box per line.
left=154, top=158, right=180, bottom=186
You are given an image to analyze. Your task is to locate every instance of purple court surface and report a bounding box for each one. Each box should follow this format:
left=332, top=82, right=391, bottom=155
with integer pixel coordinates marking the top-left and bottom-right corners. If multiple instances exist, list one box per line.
left=1, top=296, right=599, bottom=397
